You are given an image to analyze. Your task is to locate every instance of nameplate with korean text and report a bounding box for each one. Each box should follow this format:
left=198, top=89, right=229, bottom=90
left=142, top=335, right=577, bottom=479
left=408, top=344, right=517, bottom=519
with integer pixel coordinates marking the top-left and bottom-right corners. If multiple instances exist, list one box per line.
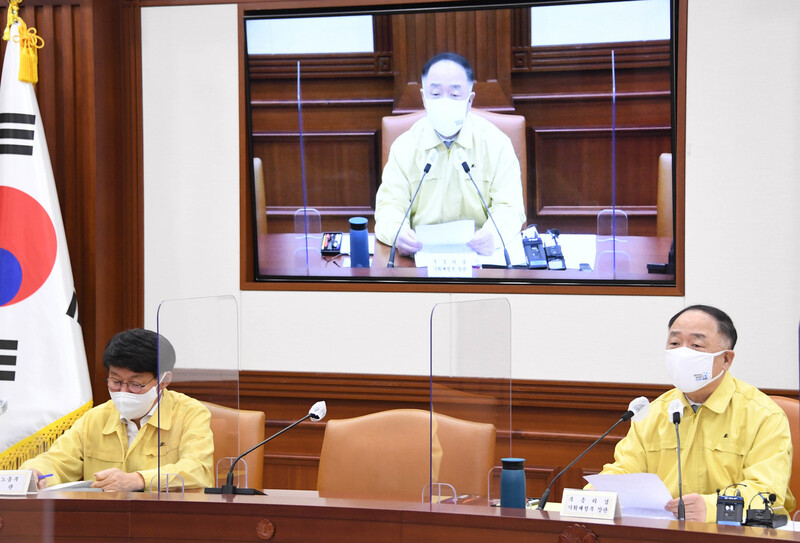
left=561, top=488, right=621, bottom=520
left=0, top=470, right=38, bottom=495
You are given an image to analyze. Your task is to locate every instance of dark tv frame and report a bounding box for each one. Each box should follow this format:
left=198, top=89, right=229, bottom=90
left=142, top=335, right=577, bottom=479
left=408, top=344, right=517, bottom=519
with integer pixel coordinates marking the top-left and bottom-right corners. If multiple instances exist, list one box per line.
left=238, top=0, right=685, bottom=296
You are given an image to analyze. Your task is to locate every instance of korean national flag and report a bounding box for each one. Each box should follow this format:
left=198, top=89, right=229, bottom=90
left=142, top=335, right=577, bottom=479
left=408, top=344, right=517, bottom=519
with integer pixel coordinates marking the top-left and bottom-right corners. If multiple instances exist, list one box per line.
left=0, top=22, right=92, bottom=469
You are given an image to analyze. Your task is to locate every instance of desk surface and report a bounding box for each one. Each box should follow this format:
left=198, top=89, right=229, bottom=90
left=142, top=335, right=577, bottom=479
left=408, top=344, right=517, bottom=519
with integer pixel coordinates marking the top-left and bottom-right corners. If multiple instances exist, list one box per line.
left=2, top=490, right=796, bottom=542
left=256, top=233, right=674, bottom=284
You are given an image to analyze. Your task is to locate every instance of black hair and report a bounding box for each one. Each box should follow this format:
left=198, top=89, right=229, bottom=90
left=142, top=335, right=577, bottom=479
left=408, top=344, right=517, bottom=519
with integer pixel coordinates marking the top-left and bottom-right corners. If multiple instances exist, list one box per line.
left=421, top=52, right=475, bottom=83
left=668, top=305, right=738, bottom=349
left=102, top=328, right=176, bottom=375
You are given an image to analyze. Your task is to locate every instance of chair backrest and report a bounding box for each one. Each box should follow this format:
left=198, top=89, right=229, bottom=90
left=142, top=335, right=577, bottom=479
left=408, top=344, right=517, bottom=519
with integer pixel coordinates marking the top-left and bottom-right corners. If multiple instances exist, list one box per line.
left=656, top=153, right=673, bottom=238
left=253, top=157, right=268, bottom=236
left=381, top=109, right=527, bottom=203
left=769, top=395, right=799, bottom=514
left=201, top=401, right=266, bottom=490
left=316, top=408, right=495, bottom=501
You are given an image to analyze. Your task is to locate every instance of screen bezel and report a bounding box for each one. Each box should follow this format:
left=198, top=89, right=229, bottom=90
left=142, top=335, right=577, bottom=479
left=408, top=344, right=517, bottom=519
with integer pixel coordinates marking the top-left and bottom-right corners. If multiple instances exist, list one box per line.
left=239, top=0, right=685, bottom=295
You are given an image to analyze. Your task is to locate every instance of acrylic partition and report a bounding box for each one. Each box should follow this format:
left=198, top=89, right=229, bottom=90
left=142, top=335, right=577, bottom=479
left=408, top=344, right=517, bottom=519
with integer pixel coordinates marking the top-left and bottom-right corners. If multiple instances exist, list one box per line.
left=429, top=298, right=512, bottom=506
left=155, top=295, right=240, bottom=494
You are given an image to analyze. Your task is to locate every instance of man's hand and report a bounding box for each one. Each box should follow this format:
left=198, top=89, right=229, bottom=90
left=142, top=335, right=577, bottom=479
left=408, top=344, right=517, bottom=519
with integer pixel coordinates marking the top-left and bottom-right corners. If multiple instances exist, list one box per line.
left=396, top=226, right=423, bottom=256
left=665, top=493, right=706, bottom=522
left=30, top=468, right=48, bottom=489
left=467, top=225, right=496, bottom=256
left=92, top=468, right=145, bottom=492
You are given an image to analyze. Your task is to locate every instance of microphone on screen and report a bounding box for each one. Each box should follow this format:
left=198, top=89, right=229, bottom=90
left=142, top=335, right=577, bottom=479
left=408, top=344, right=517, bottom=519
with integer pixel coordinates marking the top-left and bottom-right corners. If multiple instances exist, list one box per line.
left=387, top=148, right=439, bottom=268
left=454, top=148, right=511, bottom=268
left=538, top=396, right=650, bottom=510
left=204, top=401, right=326, bottom=495
left=668, top=398, right=686, bottom=521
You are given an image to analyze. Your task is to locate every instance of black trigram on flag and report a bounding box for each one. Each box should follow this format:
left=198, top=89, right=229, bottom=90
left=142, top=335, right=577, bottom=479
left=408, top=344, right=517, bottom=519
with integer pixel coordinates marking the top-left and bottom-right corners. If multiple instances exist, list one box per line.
left=0, top=112, right=35, bottom=156
left=0, top=339, right=18, bottom=381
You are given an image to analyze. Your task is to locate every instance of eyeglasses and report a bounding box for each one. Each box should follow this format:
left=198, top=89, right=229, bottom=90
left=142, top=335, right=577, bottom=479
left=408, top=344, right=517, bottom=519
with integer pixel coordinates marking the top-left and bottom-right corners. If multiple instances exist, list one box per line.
left=106, top=377, right=155, bottom=394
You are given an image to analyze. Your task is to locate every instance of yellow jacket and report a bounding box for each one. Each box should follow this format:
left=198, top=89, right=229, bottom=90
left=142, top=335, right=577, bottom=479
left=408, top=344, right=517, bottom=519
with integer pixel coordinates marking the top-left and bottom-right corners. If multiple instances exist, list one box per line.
left=600, top=371, right=794, bottom=522
left=21, top=389, right=214, bottom=491
left=375, top=113, right=526, bottom=248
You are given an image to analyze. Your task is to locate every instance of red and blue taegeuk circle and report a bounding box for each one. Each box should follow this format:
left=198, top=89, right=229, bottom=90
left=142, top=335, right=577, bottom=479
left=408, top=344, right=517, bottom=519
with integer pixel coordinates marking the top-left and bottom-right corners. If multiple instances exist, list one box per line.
left=0, top=186, right=57, bottom=307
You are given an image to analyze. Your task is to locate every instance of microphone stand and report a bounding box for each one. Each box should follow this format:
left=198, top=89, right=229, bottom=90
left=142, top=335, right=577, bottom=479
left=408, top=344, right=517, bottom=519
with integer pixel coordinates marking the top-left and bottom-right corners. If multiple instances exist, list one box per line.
left=673, top=411, right=685, bottom=520
left=538, top=411, right=634, bottom=510
left=456, top=156, right=512, bottom=268
left=205, top=411, right=318, bottom=495
left=387, top=159, right=435, bottom=268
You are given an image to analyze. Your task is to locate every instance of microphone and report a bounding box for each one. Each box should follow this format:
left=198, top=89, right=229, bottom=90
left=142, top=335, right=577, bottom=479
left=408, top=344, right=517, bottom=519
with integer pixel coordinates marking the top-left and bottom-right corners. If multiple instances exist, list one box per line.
left=538, top=396, right=649, bottom=510
left=668, top=398, right=685, bottom=521
left=387, top=149, right=438, bottom=268
left=454, top=148, right=511, bottom=268
left=205, top=401, right=326, bottom=495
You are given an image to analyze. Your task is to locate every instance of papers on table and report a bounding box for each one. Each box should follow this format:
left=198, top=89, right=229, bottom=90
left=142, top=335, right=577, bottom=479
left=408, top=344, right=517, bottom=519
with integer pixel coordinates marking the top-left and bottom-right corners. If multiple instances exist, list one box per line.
left=414, top=220, right=478, bottom=268
left=409, top=221, right=599, bottom=271
left=43, top=480, right=102, bottom=492
left=583, top=473, right=675, bottom=520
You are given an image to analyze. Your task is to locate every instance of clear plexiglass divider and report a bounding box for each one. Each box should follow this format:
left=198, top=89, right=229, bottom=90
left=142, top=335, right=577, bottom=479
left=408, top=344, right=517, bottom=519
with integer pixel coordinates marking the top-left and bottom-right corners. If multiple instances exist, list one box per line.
left=155, top=295, right=241, bottom=495
left=428, top=298, right=512, bottom=508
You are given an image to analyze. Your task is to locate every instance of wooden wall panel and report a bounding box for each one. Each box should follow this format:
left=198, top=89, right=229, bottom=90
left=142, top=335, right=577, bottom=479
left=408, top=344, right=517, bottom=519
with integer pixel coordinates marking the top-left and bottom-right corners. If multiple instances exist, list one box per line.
left=391, top=9, right=514, bottom=110
left=175, top=372, right=798, bottom=499
left=252, top=132, right=379, bottom=232
left=532, top=127, right=671, bottom=235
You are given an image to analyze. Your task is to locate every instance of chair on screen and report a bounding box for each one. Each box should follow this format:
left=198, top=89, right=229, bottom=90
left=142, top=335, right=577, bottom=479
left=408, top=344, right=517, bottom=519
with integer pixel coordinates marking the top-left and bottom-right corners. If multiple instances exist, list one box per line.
left=316, top=408, right=495, bottom=501
left=656, top=153, right=673, bottom=238
left=381, top=109, right=527, bottom=204
left=768, top=395, right=800, bottom=516
left=253, top=157, right=268, bottom=236
left=201, top=401, right=265, bottom=490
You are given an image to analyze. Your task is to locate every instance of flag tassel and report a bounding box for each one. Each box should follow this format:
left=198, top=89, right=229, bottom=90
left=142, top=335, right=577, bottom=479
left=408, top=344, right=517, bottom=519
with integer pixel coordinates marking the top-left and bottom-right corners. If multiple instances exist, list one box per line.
left=0, top=400, right=93, bottom=470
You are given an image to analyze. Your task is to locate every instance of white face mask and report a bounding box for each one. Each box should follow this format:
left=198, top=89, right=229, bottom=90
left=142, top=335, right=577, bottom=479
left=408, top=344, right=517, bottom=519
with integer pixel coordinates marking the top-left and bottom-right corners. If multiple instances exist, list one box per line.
left=111, top=383, right=159, bottom=421
left=424, top=95, right=470, bottom=138
left=665, top=347, right=727, bottom=394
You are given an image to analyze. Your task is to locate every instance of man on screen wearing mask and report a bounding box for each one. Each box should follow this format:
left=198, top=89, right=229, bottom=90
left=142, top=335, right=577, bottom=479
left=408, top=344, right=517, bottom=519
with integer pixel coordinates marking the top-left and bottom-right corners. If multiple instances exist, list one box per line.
left=374, top=52, right=525, bottom=256
left=22, top=328, right=214, bottom=491
left=597, top=305, right=794, bottom=522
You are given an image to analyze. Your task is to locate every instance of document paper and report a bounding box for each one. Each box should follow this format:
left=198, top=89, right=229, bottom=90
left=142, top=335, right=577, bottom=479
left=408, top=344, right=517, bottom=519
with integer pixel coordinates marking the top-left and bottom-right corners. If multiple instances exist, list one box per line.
left=413, top=220, right=478, bottom=268
left=584, top=473, right=676, bottom=520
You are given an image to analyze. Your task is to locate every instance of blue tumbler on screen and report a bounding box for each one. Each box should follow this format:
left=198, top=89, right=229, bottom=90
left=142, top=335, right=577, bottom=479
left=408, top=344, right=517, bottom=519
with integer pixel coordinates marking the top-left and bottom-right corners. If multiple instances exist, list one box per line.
left=349, top=217, right=370, bottom=268
left=500, top=458, right=526, bottom=509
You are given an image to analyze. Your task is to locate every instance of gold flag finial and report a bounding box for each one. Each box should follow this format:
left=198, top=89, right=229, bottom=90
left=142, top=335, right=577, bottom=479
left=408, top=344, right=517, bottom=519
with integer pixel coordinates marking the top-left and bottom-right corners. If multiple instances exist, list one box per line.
left=3, top=1, right=21, bottom=41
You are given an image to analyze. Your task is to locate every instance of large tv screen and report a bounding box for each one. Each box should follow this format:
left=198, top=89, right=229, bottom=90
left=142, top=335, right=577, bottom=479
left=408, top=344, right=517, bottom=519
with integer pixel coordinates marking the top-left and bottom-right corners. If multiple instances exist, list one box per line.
left=243, top=0, right=681, bottom=291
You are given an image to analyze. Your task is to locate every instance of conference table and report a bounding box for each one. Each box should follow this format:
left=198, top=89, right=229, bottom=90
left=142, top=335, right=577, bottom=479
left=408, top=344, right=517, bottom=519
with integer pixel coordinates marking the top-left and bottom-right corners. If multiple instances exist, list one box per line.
left=2, top=489, right=797, bottom=542
left=256, top=233, right=675, bottom=283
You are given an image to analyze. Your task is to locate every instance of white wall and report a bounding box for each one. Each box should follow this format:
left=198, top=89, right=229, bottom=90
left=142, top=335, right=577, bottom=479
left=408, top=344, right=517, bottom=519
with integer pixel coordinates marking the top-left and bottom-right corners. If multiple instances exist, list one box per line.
left=141, top=2, right=800, bottom=389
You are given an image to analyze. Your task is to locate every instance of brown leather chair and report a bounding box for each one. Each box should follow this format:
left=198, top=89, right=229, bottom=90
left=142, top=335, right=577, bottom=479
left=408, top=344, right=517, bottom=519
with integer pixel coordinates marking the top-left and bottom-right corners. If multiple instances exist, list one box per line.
left=769, top=395, right=799, bottom=515
left=253, top=157, right=268, bottom=236
left=316, top=408, right=496, bottom=501
left=201, top=401, right=266, bottom=490
left=656, top=153, right=673, bottom=238
left=381, top=109, right=527, bottom=204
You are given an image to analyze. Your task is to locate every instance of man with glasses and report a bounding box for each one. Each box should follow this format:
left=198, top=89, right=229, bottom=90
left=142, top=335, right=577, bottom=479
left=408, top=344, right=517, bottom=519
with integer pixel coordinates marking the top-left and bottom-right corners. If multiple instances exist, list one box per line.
left=374, top=52, right=526, bottom=256
left=22, top=328, right=214, bottom=491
